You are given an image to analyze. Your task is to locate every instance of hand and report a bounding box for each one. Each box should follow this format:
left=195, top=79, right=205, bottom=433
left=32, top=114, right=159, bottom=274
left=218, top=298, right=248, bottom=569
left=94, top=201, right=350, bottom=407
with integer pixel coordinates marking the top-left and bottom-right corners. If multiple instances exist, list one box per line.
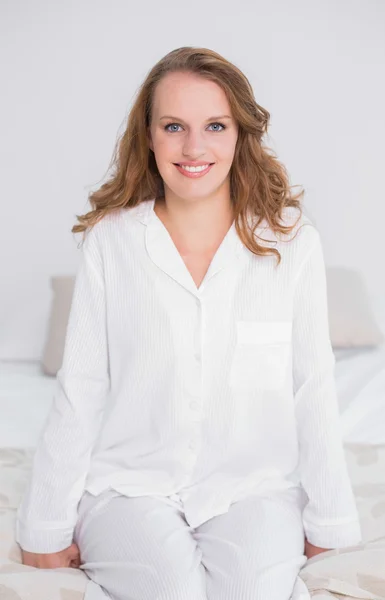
left=21, top=542, right=81, bottom=569
left=305, top=538, right=330, bottom=559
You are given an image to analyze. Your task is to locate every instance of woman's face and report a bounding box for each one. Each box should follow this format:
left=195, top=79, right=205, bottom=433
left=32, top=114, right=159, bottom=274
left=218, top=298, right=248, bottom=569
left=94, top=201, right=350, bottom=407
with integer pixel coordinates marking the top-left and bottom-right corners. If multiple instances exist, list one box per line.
left=148, top=71, right=238, bottom=204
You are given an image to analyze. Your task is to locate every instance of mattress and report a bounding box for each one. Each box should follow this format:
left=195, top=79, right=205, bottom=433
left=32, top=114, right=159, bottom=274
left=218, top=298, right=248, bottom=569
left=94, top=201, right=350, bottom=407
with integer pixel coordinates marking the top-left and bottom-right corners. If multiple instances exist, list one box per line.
left=335, top=344, right=385, bottom=444
left=1, top=342, right=385, bottom=448
left=0, top=360, right=56, bottom=447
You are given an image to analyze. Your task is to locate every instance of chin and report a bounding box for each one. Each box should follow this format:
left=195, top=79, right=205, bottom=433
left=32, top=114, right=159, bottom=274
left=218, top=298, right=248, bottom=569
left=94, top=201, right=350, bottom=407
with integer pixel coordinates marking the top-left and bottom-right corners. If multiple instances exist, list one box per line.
left=172, top=185, right=216, bottom=201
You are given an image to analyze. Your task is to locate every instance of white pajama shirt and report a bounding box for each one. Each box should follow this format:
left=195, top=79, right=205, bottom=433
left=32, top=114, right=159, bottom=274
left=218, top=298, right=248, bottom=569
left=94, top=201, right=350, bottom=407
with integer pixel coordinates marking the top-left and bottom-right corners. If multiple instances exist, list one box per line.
left=15, top=198, right=362, bottom=554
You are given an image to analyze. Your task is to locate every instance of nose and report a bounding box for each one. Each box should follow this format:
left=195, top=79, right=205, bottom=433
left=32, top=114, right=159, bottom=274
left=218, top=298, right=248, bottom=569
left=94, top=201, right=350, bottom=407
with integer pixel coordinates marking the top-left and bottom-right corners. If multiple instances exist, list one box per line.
left=182, top=129, right=206, bottom=159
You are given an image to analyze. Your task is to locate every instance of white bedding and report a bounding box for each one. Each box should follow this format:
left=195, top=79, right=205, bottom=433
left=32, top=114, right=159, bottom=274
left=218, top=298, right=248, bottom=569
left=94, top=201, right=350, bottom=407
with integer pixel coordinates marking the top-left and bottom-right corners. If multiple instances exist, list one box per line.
left=335, top=344, right=385, bottom=444
left=1, top=343, right=385, bottom=448
left=0, top=361, right=56, bottom=447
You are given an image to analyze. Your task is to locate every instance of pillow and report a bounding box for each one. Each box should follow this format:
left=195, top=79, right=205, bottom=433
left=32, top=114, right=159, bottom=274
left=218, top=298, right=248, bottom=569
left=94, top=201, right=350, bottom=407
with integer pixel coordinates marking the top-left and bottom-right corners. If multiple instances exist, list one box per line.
left=40, top=268, right=384, bottom=376
left=41, top=276, right=75, bottom=376
left=326, top=267, right=384, bottom=349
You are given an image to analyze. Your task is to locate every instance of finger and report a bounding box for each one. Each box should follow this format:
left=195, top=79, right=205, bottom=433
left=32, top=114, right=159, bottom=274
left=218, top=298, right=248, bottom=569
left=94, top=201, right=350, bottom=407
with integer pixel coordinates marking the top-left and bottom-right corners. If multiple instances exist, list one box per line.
left=70, top=552, right=80, bottom=565
left=70, top=558, right=80, bottom=569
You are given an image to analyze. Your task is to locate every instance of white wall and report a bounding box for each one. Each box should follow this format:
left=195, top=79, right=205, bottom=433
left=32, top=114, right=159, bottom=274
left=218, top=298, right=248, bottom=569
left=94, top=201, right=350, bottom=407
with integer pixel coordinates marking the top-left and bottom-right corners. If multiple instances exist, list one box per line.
left=1, top=0, right=384, bottom=360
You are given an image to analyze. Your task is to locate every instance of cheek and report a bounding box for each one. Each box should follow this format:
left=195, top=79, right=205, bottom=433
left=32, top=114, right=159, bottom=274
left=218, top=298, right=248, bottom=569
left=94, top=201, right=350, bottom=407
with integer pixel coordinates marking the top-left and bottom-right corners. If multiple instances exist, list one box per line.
left=153, top=133, right=178, bottom=155
left=212, top=134, right=237, bottom=161
left=152, top=140, right=175, bottom=172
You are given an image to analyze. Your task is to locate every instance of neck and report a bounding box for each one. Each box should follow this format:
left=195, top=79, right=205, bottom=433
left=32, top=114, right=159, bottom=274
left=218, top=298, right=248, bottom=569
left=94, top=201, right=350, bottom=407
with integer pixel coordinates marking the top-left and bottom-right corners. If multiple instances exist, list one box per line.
left=154, top=192, right=234, bottom=251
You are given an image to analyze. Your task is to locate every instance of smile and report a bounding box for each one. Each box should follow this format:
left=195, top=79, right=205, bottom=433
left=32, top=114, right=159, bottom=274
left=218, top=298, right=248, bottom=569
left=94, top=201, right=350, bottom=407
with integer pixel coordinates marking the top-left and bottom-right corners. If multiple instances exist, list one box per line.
left=174, top=163, right=214, bottom=178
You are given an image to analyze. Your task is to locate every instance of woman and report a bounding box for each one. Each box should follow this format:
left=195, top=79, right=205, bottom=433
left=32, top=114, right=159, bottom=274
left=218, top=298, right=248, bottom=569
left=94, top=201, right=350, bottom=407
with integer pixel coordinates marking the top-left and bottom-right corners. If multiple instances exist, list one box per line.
left=17, top=46, right=361, bottom=600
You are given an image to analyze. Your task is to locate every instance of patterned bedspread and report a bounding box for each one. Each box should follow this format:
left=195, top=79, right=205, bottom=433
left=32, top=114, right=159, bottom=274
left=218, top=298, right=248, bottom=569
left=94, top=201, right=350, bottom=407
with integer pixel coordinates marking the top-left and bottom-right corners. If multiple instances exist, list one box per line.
left=1, top=444, right=385, bottom=600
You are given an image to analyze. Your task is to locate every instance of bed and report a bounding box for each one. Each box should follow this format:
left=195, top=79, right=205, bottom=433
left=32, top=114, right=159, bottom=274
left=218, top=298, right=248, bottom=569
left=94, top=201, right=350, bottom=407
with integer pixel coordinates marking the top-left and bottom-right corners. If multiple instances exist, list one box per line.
left=1, top=344, right=385, bottom=599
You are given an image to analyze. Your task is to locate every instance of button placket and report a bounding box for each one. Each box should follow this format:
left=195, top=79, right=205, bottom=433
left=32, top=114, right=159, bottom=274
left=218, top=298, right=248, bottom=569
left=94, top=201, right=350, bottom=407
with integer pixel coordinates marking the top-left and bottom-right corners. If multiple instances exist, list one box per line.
left=194, top=297, right=203, bottom=362
left=185, top=297, right=204, bottom=458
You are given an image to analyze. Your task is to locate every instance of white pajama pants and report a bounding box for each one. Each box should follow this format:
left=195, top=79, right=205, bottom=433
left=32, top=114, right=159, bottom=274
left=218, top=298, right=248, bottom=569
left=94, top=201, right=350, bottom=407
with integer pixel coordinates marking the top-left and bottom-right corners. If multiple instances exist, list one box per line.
left=74, top=486, right=311, bottom=600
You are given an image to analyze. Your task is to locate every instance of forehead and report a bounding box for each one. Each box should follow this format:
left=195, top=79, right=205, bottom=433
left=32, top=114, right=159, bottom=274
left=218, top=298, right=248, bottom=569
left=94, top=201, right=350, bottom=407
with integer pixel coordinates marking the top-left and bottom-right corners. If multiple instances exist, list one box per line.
left=152, top=72, right=231, bottom=116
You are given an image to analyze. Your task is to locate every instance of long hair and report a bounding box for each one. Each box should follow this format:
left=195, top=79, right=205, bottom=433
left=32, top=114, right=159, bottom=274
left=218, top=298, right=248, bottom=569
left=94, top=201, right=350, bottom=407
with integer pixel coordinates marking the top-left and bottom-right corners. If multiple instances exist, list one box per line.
left=72, top=46, right=305, bottom=265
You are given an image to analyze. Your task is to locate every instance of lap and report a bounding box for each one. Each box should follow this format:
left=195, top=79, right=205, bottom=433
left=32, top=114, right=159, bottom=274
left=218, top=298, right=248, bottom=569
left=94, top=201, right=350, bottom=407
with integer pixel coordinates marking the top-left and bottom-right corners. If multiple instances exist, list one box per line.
left=74, top=487, right=309, bottom=600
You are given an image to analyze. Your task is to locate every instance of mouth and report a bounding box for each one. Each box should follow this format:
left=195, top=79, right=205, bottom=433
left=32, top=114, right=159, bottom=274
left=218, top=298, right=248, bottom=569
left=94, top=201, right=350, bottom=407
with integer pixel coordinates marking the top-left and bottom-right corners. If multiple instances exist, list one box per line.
left=173, top=163, right=215, bottom=178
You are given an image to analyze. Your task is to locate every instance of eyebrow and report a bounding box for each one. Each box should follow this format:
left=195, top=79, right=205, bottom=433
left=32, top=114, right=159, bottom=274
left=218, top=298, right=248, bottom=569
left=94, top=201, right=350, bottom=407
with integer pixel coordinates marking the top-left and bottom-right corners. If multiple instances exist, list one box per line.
left=159, top=115, right=232, bottom=122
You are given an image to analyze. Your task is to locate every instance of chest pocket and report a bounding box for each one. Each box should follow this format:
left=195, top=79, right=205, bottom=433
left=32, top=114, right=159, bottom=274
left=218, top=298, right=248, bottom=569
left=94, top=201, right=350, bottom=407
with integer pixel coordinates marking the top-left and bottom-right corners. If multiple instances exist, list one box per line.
left=229, top=321, right=292, bottom=392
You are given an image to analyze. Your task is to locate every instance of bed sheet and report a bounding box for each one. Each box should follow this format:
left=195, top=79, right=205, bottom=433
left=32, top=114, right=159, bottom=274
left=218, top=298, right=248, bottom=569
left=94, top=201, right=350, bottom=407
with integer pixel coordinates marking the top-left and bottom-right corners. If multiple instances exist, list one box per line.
left=334, top=343, right=385, bottom=445
left=0, top=361, right=56, bottom=448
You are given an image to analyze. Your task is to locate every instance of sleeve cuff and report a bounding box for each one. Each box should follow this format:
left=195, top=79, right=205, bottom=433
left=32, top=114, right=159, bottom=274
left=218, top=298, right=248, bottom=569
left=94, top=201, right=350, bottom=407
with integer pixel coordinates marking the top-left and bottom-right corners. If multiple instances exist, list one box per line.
left=15, top=520, right=75, bottom=554
left=303, top=516, right=363, bottom=549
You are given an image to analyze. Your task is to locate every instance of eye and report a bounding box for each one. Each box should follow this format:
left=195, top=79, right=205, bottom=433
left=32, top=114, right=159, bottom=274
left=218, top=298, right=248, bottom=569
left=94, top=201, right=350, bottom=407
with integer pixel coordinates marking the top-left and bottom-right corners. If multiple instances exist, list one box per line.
left=208, top=122, right=226, bottom=132
left=164, top=122, right=226, bottom=133
left=165, top=123, right=183, bottom=133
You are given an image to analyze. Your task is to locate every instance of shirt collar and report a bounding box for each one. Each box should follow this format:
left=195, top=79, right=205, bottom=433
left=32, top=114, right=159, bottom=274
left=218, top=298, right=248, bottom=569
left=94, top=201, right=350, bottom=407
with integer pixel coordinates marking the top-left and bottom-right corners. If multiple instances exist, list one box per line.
left=134, top=197, right=268, bottom=297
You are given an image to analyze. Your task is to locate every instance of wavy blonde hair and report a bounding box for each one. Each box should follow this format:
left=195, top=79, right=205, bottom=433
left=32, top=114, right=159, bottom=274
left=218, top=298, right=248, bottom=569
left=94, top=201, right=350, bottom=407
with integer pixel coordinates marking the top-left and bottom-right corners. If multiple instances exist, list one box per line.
left=73, top=46, right=305, bottom=265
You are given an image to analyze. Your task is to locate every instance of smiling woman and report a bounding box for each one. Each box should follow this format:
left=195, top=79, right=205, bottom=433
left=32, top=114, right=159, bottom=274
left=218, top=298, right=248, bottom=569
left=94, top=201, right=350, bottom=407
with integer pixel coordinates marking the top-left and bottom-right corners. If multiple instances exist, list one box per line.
left=16, top=46, right=361, bottom=600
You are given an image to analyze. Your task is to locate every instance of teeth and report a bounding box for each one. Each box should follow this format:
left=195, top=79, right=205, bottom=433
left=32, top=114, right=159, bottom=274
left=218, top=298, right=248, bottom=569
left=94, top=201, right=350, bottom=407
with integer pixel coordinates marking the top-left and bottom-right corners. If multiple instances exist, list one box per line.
left=179, top=164, right=210, bottom=172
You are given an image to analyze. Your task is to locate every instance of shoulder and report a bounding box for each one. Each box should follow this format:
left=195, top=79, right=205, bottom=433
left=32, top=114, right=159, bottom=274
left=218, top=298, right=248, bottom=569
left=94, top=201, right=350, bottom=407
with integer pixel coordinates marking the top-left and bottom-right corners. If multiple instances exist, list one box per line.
left=251, top=206, right=323, bottom=279
left=280, top=205, right=318, bottom=237
left=278, top=207, right=327, bottom=282
left=278, top=206, right=321, bottom=254
left=83, top=201, right=149, bottom=245
left=252, top=205, right=320, bottom=252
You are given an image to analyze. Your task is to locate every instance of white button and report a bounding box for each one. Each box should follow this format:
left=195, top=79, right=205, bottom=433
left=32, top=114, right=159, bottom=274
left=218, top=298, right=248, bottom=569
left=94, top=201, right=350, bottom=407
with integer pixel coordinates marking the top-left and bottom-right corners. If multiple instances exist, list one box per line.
left=190, top=400, right=200, bottom=410
left=189, top=440, right=197, bottom=450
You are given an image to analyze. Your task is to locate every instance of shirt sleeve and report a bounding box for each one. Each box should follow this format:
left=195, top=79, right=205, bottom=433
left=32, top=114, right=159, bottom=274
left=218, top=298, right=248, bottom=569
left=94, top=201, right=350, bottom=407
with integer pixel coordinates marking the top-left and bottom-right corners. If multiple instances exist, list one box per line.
left=292, top=230, right=362, bottom=549
left=15, top=226, right=110, bottom=553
